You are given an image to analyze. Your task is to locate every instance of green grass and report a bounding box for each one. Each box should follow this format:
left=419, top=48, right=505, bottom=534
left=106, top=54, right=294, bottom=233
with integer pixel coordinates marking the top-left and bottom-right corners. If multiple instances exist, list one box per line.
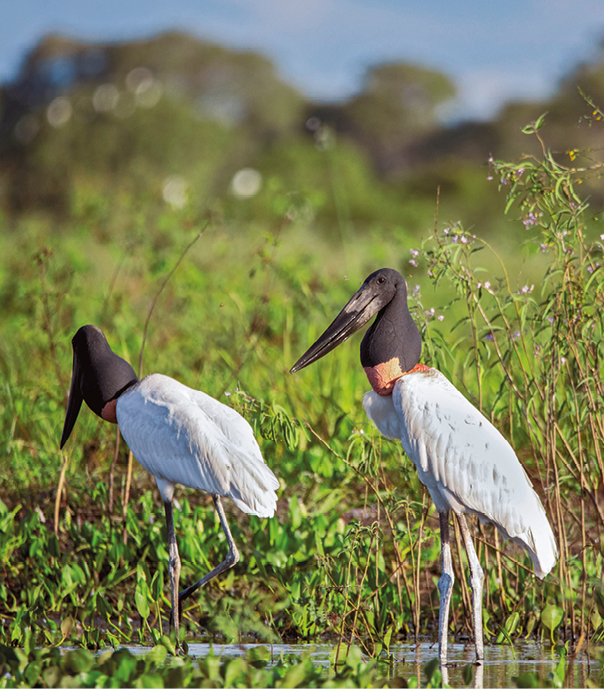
left=1, top=114, right=604, bottom=687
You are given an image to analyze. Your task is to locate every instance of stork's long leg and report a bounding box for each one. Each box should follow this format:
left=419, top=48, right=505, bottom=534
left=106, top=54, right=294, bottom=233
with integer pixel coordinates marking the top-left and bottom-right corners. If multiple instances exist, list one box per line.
left=179, top=494, right=240, bottom=606
left=457, top=513, right=485, bottom=662
left=163, top=499, right=182, bottom=638
left=437, top=510, right=454, bottom=665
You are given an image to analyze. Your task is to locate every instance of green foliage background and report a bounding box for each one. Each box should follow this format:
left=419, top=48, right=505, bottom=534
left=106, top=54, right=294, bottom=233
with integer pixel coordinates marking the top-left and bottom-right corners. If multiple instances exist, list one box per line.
left=1, top=29, right=604, bottom=688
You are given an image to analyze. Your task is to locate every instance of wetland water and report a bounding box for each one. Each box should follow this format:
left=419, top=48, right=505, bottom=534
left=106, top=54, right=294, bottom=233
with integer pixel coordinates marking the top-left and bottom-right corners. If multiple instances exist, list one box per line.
left=125, top=640, right=601, bottom=687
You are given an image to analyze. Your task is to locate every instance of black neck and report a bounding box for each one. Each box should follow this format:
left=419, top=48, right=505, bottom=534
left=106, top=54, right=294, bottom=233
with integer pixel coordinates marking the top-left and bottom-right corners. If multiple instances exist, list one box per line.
left=74, top=326, right=139, bottom=417
left=360, top=288, right=421, bottom=371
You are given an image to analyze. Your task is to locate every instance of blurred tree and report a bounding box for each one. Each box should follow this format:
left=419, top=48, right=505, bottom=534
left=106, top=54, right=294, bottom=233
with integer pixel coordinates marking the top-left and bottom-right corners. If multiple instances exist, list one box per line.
left=310, top=63, right=456, bottom=176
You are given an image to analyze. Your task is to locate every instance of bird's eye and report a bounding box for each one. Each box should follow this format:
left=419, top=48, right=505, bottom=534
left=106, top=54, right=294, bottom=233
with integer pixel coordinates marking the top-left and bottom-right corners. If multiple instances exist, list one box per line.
left=377, top=276, right=385, bottom=284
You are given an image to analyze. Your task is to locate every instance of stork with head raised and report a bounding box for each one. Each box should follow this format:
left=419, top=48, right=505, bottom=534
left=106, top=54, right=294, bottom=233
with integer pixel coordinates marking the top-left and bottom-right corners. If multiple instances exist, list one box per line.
left=291, top=268, right=557, bottom=664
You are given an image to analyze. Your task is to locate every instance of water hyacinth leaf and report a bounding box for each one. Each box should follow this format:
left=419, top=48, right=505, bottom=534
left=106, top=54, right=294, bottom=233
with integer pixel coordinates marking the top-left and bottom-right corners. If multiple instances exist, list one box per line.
left=62, top=649, right=95, bottom=675
left=462, top=663, right=475, bottom=686
left=505, top=611, right=520, bottom=637
left=551, top=647, right=566, bottom=687
left=135, top=579, right=151, bottom=619
left=60, top=616, right=74, bottom=639
left=198, top=652, right=221, bottom=680
left=158, top=635, right=177, bottom=656
left=541, top=604, right=563, bottom=643
left=145, top=644, right=168, bottom=667
left=281, top=661, right=310, bottom=687
left=423, top=657, right=440, bottom=684
left=135, top=673, right=164, bottom=688
left=245, top=645, right=270, bottom=668
left=23, top=659, right=43, bottom=686
left=42, top=666, right=61, bottom=687
left=512, top=671, right=541, bottom=688
left=223, top=657, right=248, bottom=687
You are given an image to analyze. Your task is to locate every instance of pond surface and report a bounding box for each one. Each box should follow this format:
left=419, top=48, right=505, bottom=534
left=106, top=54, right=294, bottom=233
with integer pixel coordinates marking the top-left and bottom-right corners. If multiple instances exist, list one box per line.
left=126, top=640, right=601, bottom=687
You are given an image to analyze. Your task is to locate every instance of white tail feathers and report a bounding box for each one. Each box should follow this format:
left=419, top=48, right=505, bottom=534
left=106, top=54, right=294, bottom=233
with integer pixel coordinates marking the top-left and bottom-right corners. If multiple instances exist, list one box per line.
left=527, top=524, right=558, bottom=579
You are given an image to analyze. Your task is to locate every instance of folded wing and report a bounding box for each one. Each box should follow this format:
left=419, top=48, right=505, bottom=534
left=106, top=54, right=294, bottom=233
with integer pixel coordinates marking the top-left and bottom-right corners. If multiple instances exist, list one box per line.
left=364, top=368, right=557, bottom=578
left=116, top=373, right=279, bottom=518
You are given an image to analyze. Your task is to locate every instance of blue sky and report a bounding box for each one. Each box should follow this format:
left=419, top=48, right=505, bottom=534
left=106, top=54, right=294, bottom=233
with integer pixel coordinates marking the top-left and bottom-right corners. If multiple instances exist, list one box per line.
left=3, top=0, right=604, bottom=120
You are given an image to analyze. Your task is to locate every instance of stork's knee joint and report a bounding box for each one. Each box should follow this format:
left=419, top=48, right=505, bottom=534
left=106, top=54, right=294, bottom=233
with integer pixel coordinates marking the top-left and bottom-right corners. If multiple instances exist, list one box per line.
left=438, top=572, right=454, bottom=597
left=227, top=549, right=240, bottom=567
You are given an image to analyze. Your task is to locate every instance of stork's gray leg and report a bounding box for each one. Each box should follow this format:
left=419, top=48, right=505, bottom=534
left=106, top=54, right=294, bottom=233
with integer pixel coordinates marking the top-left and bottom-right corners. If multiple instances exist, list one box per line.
left=163, top=499, right=182, bottom=639
left=179, top=495, right=240, bottom=605
left=457, top=513, right=485, bottom=662
left=438, top=510, right=454, bottom=665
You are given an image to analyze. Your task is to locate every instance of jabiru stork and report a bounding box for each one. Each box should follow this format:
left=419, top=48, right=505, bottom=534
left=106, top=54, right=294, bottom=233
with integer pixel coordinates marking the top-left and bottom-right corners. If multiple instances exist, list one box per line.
left=60, top=325, right=279, bottom=639
left=290, top=268, right=557, bottom=664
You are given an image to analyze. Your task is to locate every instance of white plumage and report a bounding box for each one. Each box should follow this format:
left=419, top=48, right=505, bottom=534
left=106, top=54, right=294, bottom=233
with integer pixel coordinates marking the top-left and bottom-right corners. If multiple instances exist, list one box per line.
left=60, top=324, right=279, bottom=643
left=290, top=267, right=558, bottom=665
left=363, top=368, right=557, bottom=578
left=117, top=374, right=279, bottom=518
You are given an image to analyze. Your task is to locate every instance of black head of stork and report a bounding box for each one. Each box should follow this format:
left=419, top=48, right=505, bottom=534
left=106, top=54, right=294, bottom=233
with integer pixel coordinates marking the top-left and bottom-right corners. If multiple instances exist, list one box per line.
left=290, top=268, right=422, bottom=395
left=60, top=325, right=138, bottom=448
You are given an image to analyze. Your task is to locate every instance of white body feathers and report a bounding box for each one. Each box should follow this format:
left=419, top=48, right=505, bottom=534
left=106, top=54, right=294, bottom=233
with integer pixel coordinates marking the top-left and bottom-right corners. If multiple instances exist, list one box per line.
left=116, top=374, right=279, bottom=518
left=363, top=368, right=557, bottom=578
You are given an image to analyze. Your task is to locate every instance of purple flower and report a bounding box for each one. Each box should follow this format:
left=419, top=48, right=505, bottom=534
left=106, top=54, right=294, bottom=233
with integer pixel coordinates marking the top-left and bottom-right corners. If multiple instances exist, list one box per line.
left=540, top=243, right=548, bottom=253
left=485, top=333, right=494, bottom=342
left=452, top=236, right=458, bottom=244
left=515, top=168, right=525, bottom=178
left=561, top=357, right=566, bottom=365
left=461, top=236, right=468, bottom=244
left=409, top=259, right=418, bottom=267
left=225, top=391, right=231, bottom=397
left=523, top=213, right=537, bottom=229
left=437, top=314, right=444, bottom=321
left=410, top=248, right=420, bottom=258
left=519, top=285, right=534, bottom=294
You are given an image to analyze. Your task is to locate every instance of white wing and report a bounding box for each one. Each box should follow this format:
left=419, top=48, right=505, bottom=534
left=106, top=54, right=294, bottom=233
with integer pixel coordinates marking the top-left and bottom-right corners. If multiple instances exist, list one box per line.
left=116, top=374, right=279, bottom=518
left=363, top=368, right=557, bottom=578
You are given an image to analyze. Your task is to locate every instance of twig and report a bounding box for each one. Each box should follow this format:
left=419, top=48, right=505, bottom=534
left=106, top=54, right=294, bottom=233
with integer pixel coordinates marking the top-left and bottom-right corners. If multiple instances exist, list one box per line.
left=55, top=452, right=68, bottom=537
left=138, top=226, right=206, bottom=378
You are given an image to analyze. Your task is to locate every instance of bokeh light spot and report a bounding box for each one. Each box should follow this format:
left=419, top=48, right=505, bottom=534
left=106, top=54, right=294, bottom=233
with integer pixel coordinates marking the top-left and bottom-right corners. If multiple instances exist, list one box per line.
left=93, top=84, right=119, bottom=112
left=162, top=175, right=188, bottom=209
left=230, top=168, right=262, bottom=198
left=47, top=97, right=72, bottom=127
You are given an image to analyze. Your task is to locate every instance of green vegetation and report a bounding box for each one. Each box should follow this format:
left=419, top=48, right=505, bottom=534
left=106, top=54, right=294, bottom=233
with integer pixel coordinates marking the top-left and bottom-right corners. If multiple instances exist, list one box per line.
left=2, top=30, right=604, bottom=688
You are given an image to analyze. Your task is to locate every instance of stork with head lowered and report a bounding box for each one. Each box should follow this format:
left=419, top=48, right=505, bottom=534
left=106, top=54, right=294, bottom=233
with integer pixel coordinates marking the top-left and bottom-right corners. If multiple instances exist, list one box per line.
left=290, top=268, right=557, bottom=664
left=61, top=325, right=279, bottom=639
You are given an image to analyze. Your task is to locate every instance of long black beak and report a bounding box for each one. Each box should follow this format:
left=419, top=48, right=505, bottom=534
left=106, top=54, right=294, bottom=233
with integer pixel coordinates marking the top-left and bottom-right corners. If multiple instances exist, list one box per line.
left=290, top=282, right=382, bottom=373
left=60, top=348, right=84, bottom=449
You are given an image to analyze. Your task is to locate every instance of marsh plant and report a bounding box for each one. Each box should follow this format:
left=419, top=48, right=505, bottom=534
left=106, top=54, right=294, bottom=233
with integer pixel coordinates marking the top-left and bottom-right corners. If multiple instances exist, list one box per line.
left=1, top=107, right=604, bottom=687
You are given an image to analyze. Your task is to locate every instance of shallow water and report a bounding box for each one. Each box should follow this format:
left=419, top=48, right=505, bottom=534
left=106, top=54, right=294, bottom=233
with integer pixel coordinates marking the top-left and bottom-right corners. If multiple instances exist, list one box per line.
left=125, top=640, right=602, bottom=687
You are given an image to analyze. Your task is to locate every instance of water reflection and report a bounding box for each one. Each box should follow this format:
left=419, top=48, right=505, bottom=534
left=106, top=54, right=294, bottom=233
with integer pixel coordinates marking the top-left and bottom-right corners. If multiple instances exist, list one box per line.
left=389, top=642, right=599, bottom=688
left=125, top=640, right=600, bottom=688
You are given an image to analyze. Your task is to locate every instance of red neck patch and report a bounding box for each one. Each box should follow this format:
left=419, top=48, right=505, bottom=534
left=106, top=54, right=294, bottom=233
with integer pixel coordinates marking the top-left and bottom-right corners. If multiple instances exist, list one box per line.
left=363, top=361, right=430, bottom=397
left=101, top=398, right=118, bottom=424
